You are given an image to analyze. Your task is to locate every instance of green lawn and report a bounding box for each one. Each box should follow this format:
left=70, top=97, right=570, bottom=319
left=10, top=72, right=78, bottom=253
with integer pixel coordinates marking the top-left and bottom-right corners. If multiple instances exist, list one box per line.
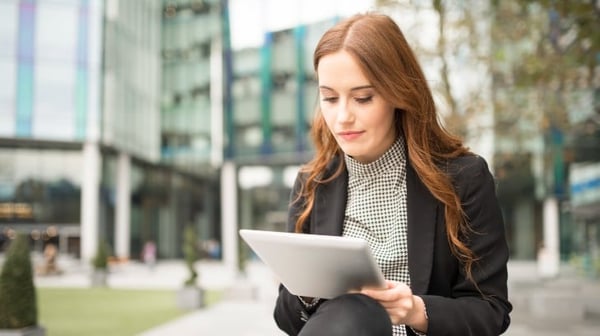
left=38, top=287, right=221, bottom=336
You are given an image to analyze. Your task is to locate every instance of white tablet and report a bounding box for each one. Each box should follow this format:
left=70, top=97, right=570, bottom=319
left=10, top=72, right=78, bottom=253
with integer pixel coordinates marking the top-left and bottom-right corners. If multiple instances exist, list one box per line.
left=239, top=229, right=386, bottom=299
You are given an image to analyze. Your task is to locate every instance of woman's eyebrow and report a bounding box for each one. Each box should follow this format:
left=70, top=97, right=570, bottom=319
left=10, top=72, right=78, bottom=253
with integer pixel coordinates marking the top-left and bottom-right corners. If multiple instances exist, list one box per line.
left=318, top=85, right=374, bottom=91
left=350, top=85, right=374, bottom=91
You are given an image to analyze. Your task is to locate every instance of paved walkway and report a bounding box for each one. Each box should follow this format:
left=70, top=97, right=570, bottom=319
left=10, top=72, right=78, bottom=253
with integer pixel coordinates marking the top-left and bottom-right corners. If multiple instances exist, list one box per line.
left=32, top=256, right=600, bottom=335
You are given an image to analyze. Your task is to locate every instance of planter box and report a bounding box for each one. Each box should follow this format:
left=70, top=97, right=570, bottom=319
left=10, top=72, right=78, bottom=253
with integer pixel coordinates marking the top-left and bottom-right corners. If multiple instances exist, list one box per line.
left=176, top=286, right=205, bottom=310
left=0, top=325, right=46, bottom=336
left=91, top=270, right=108, bottom=287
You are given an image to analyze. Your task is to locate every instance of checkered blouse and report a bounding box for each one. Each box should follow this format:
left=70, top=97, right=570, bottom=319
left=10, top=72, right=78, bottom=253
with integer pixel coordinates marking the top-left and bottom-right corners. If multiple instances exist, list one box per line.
left=343, top=138, right=411, bottom=336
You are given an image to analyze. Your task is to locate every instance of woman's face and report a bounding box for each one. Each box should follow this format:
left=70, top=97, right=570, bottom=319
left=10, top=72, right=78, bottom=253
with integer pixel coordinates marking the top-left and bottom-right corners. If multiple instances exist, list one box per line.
left=317, top=50, right=397, bottom=164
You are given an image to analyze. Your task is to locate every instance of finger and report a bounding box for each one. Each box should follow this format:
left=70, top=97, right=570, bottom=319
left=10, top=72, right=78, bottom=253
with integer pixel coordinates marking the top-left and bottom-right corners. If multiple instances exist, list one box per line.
left=364, top=284, right=411, bottom=301
left=362, top=289, right=398, bottom=302
left=378, top=298, right=414, bottom=310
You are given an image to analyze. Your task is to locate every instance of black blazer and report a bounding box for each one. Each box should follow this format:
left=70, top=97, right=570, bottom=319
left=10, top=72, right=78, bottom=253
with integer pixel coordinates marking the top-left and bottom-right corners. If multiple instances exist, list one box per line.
left=274, top=154, right=512, bottom=336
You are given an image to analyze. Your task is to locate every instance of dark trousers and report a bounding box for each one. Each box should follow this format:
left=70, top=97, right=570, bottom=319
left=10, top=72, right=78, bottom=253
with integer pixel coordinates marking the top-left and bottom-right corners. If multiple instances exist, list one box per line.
left=299, top=293, right=393, bottom=336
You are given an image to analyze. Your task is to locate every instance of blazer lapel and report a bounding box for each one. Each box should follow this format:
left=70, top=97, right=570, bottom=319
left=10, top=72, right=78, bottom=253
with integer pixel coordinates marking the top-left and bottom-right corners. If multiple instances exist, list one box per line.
left=407, top=163, right=437, bottom=294
left=311, top=167, right=348, bottom=236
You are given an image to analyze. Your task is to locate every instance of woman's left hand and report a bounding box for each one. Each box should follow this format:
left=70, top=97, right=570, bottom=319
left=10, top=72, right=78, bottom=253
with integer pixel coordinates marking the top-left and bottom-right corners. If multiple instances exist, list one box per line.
left=361, top=280, right=428, bottom=331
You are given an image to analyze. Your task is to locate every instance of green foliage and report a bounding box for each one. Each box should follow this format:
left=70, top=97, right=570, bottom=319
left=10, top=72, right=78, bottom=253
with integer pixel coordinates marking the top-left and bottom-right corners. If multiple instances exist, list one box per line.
left=489, top=0, right=600, bottom=174
left=182, top=226, right=199, bottom=286
left=0, top=234, right=38, bottom=329
left=569, top=254, right=600, bottom=279
left=491, top=0, right=599, bottom=91
left=92, top=241, right=110, bottom=270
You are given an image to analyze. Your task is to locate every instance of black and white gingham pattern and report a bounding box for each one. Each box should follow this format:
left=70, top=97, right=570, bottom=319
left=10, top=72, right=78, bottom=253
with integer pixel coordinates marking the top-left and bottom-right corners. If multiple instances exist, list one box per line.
left=343, top=138, right=410, bottom=336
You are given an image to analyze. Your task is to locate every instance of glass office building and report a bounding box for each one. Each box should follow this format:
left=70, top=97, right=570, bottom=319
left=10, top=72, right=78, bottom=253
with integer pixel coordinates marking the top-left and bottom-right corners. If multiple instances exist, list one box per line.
left=99, top=0, right=223, bottom=261
left=220, top=19, right=336, bottom=268
left=0, top=0, right=222, bottom=262
left=0, top=0, right=103, bottom=256
left=230, top=20, right=335, bottom=164
left=161, top=0, right=221, bottom=169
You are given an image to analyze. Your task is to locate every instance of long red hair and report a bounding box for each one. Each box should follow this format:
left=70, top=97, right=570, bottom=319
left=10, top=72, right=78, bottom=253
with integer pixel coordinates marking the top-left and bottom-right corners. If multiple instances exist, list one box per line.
left=295, top=13, right=477, bottom=279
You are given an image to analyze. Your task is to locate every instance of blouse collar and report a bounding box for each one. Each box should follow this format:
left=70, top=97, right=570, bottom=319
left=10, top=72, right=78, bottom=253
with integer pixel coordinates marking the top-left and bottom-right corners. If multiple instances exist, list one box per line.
left=344, top=137, right=406, bottom=179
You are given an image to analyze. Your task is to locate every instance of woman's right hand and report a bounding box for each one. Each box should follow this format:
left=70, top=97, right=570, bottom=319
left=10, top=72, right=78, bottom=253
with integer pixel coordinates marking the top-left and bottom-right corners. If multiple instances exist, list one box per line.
left=360, top=280, right=428, bottom=333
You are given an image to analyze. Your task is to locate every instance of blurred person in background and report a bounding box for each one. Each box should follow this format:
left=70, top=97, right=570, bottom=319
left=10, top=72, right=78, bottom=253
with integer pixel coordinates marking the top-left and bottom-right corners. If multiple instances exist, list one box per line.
left=273, top=12, right=512, bottom=336
left=37, top=242, right=61, bottom=275
left=141, top=240, right=157, bottom=271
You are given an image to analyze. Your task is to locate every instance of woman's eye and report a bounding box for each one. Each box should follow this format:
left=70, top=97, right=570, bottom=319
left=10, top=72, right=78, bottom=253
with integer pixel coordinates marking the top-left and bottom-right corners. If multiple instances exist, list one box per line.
left=322, top=97, right=338, bottom=103
left=355, top=96, right=373, bottom=104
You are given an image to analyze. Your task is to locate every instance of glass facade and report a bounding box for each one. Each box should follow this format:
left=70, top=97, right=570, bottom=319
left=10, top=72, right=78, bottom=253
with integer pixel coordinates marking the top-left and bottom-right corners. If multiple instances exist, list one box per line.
left=0, top=1, right=18, bottom=136
left=229, top=19, right=341, bottom=254
left=0, top=0, right=102, bottom=140
left=102, top=0, right=161, bottom=161
left=0, top=147, right=82, bottom=253
left=231, top=47, right=262, bottom=158
left=160, top=0, right=221, bottom=171
left=98, top=152, right=220, bottom=259
left=230, top=19, right=334, bottom=164
left=0, top=0, right=222, bottom=260
left=237, top=164, right=298, bottom=231
left=94, top=0, right=223, bottom=259
left=0, top=0, right=102, bottom=256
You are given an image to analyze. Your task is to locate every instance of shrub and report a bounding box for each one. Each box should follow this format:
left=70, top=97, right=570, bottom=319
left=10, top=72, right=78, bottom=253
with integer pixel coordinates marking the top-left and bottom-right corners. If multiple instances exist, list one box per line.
left=182, top=226, right=199, bottom=286
left=92, top=241, right=109, bottom=270
left=0, top=233, right=38, bottom=329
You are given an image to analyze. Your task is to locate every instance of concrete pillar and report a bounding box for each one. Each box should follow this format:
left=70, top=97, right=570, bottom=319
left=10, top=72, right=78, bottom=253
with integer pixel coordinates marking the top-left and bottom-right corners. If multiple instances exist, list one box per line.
left=221, top=161, right=238, bottom=272
left=81, top=141, right=101, bottom=263
left=539, top=196, right=560, bottom=278
left=114, top=152, right=131, bottom=260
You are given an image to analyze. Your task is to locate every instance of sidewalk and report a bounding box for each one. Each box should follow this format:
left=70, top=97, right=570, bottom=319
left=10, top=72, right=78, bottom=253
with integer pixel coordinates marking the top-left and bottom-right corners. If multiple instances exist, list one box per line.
left=137, top=261, right=600, bottom=336
left=504, top=262, right=600, bottom=336
left=136, top=261, right=286, bottom=336
left=33, top=256, right=600, bottom=335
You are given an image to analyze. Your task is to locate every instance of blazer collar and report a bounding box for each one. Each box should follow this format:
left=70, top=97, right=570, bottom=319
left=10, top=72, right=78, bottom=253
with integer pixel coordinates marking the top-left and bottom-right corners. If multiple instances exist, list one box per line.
left=311, top=156, right=437, bottom=294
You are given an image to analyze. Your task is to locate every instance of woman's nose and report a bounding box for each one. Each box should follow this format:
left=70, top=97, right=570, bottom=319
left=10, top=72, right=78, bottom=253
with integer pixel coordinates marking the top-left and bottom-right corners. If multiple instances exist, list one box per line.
left=336, top=100, right=354, bottom=123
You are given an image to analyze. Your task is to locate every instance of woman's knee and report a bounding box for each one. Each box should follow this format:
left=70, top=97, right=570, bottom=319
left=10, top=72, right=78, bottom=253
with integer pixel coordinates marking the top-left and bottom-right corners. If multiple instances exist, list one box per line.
left=299, top=293, right=392, bottom=336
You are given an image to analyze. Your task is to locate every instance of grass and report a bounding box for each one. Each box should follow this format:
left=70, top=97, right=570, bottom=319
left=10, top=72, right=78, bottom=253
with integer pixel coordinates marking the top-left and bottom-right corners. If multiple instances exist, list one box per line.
left=38, top=287, right=222, bottom=336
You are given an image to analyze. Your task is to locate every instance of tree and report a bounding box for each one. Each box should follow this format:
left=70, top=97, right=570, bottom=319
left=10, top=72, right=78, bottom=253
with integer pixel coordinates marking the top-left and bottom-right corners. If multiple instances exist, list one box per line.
left=490, top=0, right=599, bottom=196
left=0, top=234, right=38, bottom=329
left=177, top=225, right=204, bottom=309
left=92, top=240, right=110, bottom=270
left=182, top=226, right=199, bottom=286
left=489, top=0, right=599, bottom=264
left=376, top=0, right=599, bottom=185
left=91, top=240, right=110, bottom=287
left=376, top=0, right=496, bottom=150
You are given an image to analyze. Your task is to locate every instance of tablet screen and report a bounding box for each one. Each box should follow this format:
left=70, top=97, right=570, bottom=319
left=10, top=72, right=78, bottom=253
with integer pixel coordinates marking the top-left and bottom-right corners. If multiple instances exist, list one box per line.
left=239, top=229, right=386, bottom=299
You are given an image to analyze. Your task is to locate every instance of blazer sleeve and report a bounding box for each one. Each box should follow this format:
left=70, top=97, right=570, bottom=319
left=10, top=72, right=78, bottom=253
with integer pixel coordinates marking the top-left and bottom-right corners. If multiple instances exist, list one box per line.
left=273, top=172, right=323, bottom=335
left=421, top=156, right=512, bottom=336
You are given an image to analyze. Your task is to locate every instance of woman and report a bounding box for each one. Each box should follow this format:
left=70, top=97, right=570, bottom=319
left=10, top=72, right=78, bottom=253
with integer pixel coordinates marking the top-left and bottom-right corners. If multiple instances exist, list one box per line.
left=273, top=12, right=512, bottom=336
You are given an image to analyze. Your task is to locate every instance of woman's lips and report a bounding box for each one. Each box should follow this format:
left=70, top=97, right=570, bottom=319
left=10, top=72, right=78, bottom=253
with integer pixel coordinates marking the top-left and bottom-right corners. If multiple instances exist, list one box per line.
left=337, top=131, right=364, bottom=141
